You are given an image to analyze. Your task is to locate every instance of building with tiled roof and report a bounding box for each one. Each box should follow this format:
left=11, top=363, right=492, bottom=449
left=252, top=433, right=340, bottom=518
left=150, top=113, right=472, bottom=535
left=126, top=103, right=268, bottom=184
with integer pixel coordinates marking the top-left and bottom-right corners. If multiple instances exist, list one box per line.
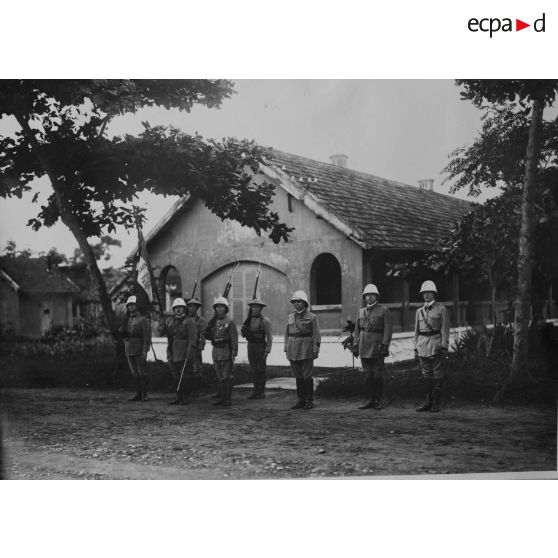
left=0, top=256, right=79, bottom=338
left=138, top=150, right=474, bottom=333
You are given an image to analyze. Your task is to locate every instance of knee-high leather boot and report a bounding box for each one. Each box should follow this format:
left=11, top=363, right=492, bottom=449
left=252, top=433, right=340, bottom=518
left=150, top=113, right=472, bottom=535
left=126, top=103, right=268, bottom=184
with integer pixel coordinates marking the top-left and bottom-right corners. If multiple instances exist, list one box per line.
left=416, top=378, right=433, bottom=412
left=358, top=376, right=375, bottom=410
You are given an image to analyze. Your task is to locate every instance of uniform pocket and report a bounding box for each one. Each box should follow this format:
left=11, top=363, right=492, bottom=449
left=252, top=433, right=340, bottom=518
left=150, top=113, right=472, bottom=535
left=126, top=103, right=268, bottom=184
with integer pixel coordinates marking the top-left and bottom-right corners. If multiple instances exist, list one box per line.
left=297, top=319, right=313, bottom=335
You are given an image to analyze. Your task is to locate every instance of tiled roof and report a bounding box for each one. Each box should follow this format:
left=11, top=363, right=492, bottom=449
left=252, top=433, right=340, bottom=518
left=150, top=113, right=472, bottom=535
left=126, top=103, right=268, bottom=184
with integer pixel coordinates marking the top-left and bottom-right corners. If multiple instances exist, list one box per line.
left=0, top=257, right=80, bottom=294
left=268, top=150, right=472, bottom=252
left=57, top=265, right=130, bottom=301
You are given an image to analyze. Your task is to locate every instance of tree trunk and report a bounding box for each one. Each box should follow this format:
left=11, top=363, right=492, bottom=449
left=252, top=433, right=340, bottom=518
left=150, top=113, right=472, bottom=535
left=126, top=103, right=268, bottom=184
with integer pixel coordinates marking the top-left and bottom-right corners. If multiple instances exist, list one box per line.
left=486, top=284, right=497, bottom=358
left=14, top=114, right=123, bottom=348
left=507, top=96, right=545, bottom=388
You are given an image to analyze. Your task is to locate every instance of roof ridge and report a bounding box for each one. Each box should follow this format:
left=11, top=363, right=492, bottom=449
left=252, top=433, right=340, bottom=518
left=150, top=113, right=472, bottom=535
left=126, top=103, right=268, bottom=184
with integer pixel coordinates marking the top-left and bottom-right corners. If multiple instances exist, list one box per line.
left=270, top=148, right=471, bottom=204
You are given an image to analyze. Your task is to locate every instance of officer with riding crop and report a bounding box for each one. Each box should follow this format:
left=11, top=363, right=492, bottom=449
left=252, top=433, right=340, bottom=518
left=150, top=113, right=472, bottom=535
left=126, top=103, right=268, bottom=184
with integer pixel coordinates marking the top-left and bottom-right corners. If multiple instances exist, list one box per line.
left=165, top=298, right=195, bottom=405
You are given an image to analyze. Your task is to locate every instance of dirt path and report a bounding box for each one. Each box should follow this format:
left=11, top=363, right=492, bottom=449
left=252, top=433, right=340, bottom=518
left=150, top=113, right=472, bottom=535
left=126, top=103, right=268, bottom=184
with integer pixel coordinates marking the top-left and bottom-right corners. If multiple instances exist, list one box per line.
left=1, top=388, right=555, bottom=479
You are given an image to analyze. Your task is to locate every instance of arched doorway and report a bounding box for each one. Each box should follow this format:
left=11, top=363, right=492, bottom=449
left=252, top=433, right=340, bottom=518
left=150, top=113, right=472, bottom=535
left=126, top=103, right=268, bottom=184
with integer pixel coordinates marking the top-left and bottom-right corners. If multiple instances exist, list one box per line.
left=310, top=253, right=342, bottom=305
left=201, top=261, right=288, bottom=331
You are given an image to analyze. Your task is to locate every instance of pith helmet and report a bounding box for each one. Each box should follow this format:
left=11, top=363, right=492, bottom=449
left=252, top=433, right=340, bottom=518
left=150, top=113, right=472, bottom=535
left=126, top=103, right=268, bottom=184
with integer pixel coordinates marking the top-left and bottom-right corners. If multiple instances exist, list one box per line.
left=290, top=290, right=309, bottom=306
left=248, top=298, right=266, bottom=308
left=186, top=297, right=202, bottom=307
left=213, top=296, right=229, bottom=310
left=362, top=284, right=380, bottom=297
left=420, top=280, right=438, bottom=294
left=171, top=297, right=187, bottom=309
left=126, top=295, right=137, bottom=306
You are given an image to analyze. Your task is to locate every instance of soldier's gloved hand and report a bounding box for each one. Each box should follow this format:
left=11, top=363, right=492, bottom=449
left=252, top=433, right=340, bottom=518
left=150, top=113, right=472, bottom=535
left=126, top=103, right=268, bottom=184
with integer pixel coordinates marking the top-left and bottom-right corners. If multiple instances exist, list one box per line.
left=142, top=351, right=148, bottom=360
left=414, top=349, right=419, bottom=361
left=312, top=352, right=319, bottom=360
left=379, top=344, right=389, bottom=357
left=352, top=346, right=359, bottom=358
left=438, top=346, right=449, bottom=357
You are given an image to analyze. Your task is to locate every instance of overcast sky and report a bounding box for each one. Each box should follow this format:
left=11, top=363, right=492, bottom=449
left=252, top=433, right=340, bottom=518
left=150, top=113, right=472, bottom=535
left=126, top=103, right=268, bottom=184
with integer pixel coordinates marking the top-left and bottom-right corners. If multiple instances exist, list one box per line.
left=0, top=79, right=497, bottom=267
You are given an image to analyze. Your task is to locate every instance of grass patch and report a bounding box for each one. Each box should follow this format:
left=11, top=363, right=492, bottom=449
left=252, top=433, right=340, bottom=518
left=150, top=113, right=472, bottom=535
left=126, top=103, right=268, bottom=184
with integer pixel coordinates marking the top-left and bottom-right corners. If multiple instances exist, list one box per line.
left=0, top=341, right=298, bottom=392
left=315, top=356, right=557, bottom=406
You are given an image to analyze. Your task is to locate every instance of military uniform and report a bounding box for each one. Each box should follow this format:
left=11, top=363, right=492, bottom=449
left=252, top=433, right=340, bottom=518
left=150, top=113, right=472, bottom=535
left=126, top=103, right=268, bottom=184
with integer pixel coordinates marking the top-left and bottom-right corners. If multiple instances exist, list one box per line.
left=414, top=299, right=450, bottom=412
left=185, top=313, right=206, bottom=394
left=165, top=313, right=196, bottom=404
left=206, top=309, right=238, bottom=406
left=119, top=309, right=152, bottom=402
left=284, top=299, right=321, bottom=409
left=244, top=313, right=273, bottom=398
left=353, top=302, right=392, bottom=409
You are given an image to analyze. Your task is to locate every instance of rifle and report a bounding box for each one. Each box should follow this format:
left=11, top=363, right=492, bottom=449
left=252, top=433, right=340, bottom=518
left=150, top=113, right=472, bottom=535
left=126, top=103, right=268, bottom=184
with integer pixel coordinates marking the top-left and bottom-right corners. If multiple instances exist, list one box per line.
left=222, top=260, right=239, bottom=299
left=242, top=262, right=261, bottom=337
left=190, top=259, right=203, bottom=300
left=205, top=261, right=239, bottom=339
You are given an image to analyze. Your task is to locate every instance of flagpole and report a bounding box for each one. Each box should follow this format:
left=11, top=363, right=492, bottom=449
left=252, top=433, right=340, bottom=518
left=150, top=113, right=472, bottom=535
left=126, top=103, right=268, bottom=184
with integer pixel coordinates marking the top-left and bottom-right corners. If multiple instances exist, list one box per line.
left=134, top=208, right=165, bottom=363
left=134, top=208, right=165, bottom=316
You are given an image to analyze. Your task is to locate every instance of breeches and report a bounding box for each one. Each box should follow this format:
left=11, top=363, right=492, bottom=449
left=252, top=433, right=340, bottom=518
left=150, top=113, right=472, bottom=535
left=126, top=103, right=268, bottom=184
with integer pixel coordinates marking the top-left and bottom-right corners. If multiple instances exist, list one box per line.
left=248, top=343, right=267, bottom=379
left=361, top=357, right=385, bottom=379
left=126, top=354, right=147, bottom=378
left=289, top=358, right=313, bottom=380
left=213, top=359, right=233, bottom=381
left=419, top=356, right=445, bottom=379
left=170, top=360, right=194, bottom=380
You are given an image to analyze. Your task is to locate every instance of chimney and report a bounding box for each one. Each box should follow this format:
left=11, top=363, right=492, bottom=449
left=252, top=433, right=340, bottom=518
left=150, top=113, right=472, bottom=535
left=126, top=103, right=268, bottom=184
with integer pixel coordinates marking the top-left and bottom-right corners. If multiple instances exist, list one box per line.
left=329, top=153, right=348, bottom=168
left=418, top=178, right=434, bottom=191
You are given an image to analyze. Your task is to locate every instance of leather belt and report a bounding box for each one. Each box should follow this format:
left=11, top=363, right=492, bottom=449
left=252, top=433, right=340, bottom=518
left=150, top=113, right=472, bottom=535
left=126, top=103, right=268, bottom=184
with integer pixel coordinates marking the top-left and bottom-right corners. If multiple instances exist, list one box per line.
left=288, top=332, right=312, bottom=338
left=419, top=330, right=441, bottom=337
left=363, top=327, right=383, bottom=334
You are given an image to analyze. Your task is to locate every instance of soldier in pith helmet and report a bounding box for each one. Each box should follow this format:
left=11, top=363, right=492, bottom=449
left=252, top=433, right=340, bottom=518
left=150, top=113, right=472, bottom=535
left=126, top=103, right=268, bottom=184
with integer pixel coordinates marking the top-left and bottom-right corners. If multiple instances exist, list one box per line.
left=241, top=298, right=273, bottom=399
left=165, top=298, right=195, bottom=405
left=185, top=297, right=206, bottom=396
left=119, top=295, right=152, bottom=402
left=205, top=296, right=238, bottom=407
left=352, top=284, right=392, bottom=410
left=284, top=290, right=321, bottom=410
left=414, top=281, right=450, bottom=413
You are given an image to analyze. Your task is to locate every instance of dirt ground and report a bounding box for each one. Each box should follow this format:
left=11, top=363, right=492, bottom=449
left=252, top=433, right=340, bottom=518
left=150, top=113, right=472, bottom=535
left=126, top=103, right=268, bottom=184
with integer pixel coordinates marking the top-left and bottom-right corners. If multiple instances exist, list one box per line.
left=1, top=387, right=556, bottom=479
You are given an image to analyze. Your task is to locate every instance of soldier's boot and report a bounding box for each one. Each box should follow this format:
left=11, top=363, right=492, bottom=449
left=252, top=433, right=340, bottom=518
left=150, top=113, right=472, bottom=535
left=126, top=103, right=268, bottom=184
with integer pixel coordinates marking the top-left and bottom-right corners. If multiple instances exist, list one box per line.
left=416, top=378, right=433, bottom=412
left=128, top=377, right=142, bottom=402
left=374, top=375, right=384, bottom=410
left=169, top=389, right=181, bottom=405
left=191, top=375, right=202, bottom=397
left=303, top=378, right=314, bottom=410
left=430, top=378, right=443, bottom=413
left=255, top=376, right=266, bottom=399
left=179, top=378, right=189, bottom=405
left=291, top=379, right=306, bottom=409
left=140, top=377, right=148, bottom=402
left=358, top=376, right=375, bottom=410
left=248, top=378, right=258, bottom=399
left=212, top=382, right=225, bottom=406
left=221, top=378, right=233, bottom=407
